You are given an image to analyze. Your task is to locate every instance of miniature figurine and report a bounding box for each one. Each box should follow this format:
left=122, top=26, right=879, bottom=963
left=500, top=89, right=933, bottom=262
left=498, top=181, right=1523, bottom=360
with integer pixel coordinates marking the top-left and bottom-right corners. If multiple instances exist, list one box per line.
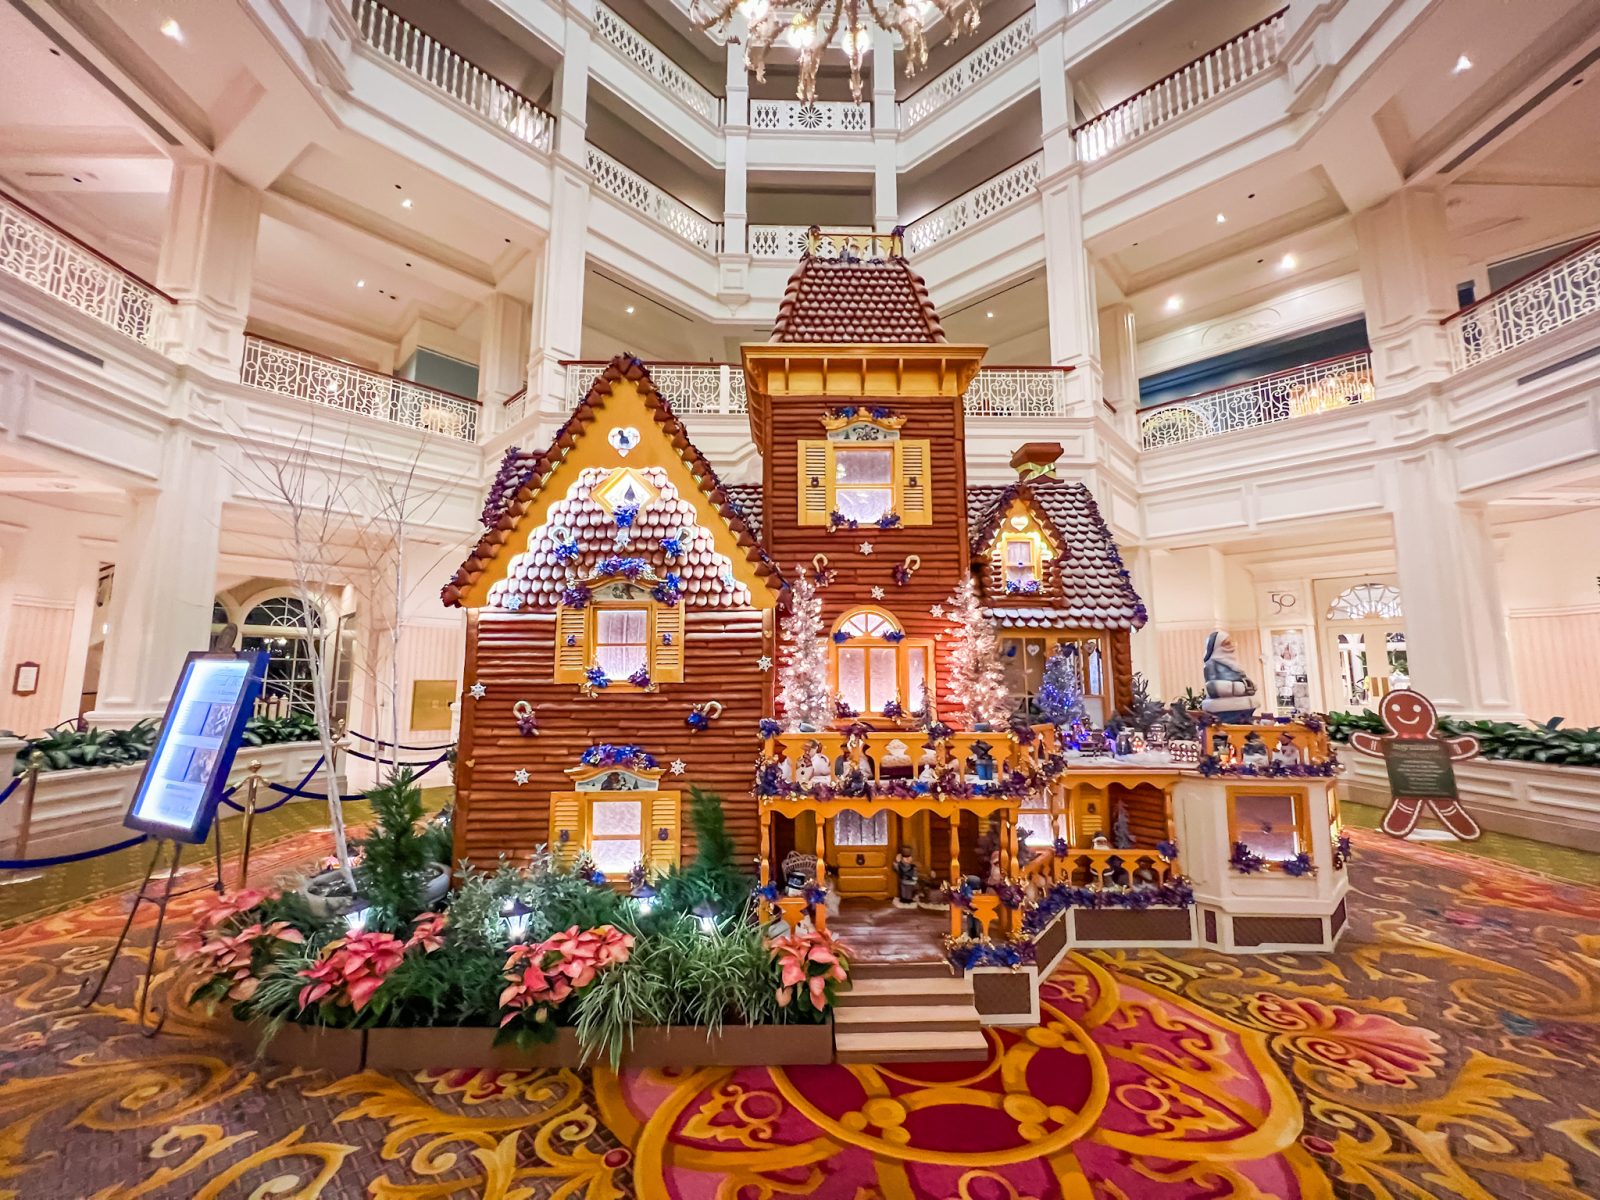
left=1091, top=832, right=1111, bottom=851
left=1272, top=734, right=1300, bottom=768
left=1201, top=629, right=1257, bottom=721
left=970, top=740, right=996, bottom=782
left=893, top=846, right=920, bottom=907
left=1240, top=731, right=1270, bottom=767
left=1115, top=728, right=1135, bottom=756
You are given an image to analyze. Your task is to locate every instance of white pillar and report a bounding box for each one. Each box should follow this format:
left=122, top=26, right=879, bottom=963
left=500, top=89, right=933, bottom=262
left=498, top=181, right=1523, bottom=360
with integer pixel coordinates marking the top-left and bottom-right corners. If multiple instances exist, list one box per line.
left=155, top=159, right=260, bottom=377
left=552, top=0, right=592, bottom=165
left=1355, top=189, right=1456, bottom=397
left=1389, top=449, right=1523, bottom=720
left=1098, top=302, right=1139, bottom=440
left=1125, top=544, right=1161, bottom=699
left=478, top=292, right=531, bottom=405
left=871, top=27, right=897, bottom=230
left=1039, top=170, right=1101, bottom=409
left=722, top=17, right=749, bottom=256
left=87, top=434, right=227, bottom=727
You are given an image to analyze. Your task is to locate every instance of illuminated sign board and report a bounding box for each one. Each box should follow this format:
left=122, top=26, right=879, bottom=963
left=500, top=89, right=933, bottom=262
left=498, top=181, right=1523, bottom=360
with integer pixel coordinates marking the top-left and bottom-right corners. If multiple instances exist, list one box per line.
left=123, top=650, right=268, bottom=844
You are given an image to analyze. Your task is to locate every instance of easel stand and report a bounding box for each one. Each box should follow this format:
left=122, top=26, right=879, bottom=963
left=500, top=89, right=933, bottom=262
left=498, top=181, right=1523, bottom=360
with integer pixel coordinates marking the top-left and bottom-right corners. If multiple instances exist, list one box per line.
left=81, top=820, right=225, bottom=1037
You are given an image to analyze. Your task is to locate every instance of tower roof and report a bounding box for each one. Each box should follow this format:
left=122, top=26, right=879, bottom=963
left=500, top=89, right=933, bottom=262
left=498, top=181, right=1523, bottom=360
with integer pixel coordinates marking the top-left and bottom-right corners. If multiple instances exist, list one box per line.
left=770, top=236, right=945, bottom=344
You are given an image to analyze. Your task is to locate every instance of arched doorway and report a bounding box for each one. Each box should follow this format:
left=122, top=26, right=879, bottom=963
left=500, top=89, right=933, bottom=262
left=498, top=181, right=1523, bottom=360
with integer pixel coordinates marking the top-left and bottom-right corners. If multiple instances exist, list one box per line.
left=1319, top=581, right=1407, bottom=710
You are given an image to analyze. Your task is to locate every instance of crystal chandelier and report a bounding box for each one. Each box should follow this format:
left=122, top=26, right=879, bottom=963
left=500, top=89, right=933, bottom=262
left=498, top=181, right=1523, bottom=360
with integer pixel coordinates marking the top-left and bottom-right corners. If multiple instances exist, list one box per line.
left=691, top=0, right=984, bottom=105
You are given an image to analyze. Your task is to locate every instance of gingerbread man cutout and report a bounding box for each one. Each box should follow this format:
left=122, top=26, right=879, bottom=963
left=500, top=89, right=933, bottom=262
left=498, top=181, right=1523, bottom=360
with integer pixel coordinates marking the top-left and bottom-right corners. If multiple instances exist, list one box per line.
left=1349, top=690, right=1482, bottom=840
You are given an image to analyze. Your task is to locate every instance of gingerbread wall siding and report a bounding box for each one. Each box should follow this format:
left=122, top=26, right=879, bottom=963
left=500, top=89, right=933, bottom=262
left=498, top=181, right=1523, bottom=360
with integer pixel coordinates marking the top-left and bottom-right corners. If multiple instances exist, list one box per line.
left=454, top=609, right=771, bottom=869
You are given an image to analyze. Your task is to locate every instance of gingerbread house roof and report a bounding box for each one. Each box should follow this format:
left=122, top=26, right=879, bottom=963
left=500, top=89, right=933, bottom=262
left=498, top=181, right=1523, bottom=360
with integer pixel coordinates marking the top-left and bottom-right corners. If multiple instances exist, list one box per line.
left=770, top=254, right=946, bottom=343
left=443, top=357, right=782, bottom=608
left=966, top=481, right=1147, bottom=630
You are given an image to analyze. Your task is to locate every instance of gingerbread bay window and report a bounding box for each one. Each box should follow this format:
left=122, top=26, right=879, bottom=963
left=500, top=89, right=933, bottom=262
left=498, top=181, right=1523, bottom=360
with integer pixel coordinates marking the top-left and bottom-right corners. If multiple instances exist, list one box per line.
left=553, top=579, right=684, bottom=688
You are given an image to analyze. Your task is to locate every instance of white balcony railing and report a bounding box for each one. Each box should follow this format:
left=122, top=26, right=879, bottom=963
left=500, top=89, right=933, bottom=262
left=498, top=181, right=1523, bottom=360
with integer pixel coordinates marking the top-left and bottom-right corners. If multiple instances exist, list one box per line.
left=586, top=145, right=723, bottom=253
left=898, top=12, right=1035, bottom=131
left=1138, top=351, right=1374, bottom=450
left=594, top=4, right=723, bottom=125
left=242, top=335, right=480, bottom=441
left=351, top=0, right=555, bottom=152
left=905, top=153, right=1043, bottom=255
left=0, top=190, right=171, bottom=348
left=1444, top=238, right=1600, bottom=371
left=1073, top=8, right=1286, bottom=162
left=560, top=361, right=1074, bottom=418
left=749, top=100, right=871, bottom=133
left=748, top=224, right=873, bottom=260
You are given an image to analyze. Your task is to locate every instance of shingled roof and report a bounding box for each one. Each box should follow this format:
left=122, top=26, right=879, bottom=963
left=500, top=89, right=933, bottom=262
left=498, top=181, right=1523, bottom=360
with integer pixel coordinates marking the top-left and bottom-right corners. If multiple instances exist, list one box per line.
left=770, top=254, right=946, bottom=343
left=443, top=357, right=782, bottom=608
left=966, top=481, right=1147, bottom=630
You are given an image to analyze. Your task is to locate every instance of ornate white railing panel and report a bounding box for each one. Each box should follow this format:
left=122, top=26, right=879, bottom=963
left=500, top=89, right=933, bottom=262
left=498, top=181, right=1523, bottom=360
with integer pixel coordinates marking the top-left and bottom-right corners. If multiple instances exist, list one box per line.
left=0, top=193, right=170, bottom=347
left=585, top=146, right=723, bottom=253
left=905, top=153, right=1043, bottom=254
left=1069, top=0, right=1104, bottom=10
left=351, top=0, right=555, bottom=151
left=1074, top=8, right=1285, bottom=162
left=749, top=100, right=871, bottom=133
left=564, top=362, right=746, bottom=413
left=898, top=12, right=1034, bottom=130
left=594, top=4, right=723, bottom=125
left=1445, top=241, right=1600, bottom=371
left=748, top=225, right=873, bottom=259
left=1139, top=352, right=1374, bottom=450
left=961, top=368, right=1071, bottom=417
left=242, top=336, right=480, bottom=441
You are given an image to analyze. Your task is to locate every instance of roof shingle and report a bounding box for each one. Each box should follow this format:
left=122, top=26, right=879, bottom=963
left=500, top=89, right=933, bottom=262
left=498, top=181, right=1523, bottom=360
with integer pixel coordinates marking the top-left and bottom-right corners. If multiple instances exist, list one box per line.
left=771, top=255, right=946, bottom=344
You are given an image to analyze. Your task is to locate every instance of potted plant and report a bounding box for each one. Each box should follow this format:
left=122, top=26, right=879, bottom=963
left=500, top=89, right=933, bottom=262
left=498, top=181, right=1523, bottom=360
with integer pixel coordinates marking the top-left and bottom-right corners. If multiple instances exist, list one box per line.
left=302, top=769, right=451, bottom=920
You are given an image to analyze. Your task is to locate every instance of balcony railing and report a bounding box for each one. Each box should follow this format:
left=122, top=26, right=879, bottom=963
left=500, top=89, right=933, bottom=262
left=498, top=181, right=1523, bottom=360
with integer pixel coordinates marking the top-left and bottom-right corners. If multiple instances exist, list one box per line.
left=1073, top=8, right=1286, bottom=162
left=0, top=190, right=171, bottom=348
left=594, top=4, right=723, bottom=125
left=748, top=224, right=872, bottom=260
left=1138, top=351, right=1374, bottom=450
left=241, top=335, right=480, bottom=441
left=905, top=152, right=1043, bottom=255
left=898, top=11, right=1035, bottom=131
left=1443, top=237, right=1600, bottom=371
left=749, top=99, right=871, bottom=134
left=585, top=145, right=723, bottom=253
left=560, top=360, right=1074, bottom=417
left=351, top=0, right=555, bottom=152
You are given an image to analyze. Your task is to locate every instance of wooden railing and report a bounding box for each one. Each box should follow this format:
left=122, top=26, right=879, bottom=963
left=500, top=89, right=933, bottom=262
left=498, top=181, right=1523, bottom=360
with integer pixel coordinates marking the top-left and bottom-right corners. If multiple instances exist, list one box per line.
left=1139, top=352, right=1375, bottom=449
left=762, top=726, right=1051, bottom=791
left=0, top=189, right=173, bottom=347
left=1442, top=235, right=1600, bottom=370
left=1073, top=8, right=1287, bottom=161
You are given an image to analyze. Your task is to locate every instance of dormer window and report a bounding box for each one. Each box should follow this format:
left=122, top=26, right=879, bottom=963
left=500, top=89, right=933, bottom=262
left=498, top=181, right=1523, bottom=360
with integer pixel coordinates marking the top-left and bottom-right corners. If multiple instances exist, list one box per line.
left=1003, top=536, right=1040, bottom=589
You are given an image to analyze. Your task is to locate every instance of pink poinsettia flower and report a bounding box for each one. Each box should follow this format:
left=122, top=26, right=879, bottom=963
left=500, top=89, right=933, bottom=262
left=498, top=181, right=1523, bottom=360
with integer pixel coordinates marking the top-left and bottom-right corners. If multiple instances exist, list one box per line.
left=407, top=912, right=448, bottom=953
left=297, top=930, right=408, bottom=1013
left=194, top=887, right=273, bottom=931
left=1245, top=993, right=1445, bottom=1087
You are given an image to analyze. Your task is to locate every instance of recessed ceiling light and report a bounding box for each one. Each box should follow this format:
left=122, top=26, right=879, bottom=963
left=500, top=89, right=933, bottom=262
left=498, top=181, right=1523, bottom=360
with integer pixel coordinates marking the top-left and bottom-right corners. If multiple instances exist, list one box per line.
left=985, top=310, right=994, bottom=319
left=1215, top=212, right=1226, bottom=224
left=625, top=305, right=635, bottom=314
left=1164, top=296, right=1182, bottom=313
left=1280, top=253, right=1297, bottom=270
left=356, top=279, right=365, bottom=288
left=160, top=18, right=184, bottom=42
left=401, top=197, right=413, bottom=209
left=1453, top=54, right=1473, bottom=74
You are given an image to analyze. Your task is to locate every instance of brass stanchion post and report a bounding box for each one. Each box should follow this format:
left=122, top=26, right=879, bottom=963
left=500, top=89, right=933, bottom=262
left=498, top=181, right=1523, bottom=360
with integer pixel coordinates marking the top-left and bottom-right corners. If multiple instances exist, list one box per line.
left=236, top=760, right=262, bottom=890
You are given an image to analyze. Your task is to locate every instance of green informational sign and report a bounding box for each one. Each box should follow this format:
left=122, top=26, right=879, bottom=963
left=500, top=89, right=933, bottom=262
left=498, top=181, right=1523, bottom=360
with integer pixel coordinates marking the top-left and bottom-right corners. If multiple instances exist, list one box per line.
left=1383, top=739, right=1459, bottom=799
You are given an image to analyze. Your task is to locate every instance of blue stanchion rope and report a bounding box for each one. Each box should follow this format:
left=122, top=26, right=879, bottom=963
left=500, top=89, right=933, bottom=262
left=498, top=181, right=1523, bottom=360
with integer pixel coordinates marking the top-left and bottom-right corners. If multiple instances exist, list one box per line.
left=0, top=833, right=149, bottom=870
left=260, top=752, right=450, bottom=803
left=0, top=774, right=21, bottom=810
left=217, top=756, right=325, bottom=814
left=348, top=731, right=456, bottom=753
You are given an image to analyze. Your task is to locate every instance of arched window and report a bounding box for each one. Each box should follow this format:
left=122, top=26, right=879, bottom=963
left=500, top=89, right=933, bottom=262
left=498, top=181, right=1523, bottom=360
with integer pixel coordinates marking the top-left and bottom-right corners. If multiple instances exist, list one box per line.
left=830, top=607, right=932, bottom=717
left=1326, top=583, right=1402, bottom=621
left=238, top=594, right=328, bottom=716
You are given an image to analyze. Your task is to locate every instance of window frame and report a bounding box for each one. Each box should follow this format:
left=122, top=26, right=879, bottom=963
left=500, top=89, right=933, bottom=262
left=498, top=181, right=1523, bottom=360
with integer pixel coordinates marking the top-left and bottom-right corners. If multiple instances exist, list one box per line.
left=1000, top=532, right=1043, bottom=587
left=1001, top=633, right=1105, bottom=721
left=797, top=439, right=933, bottom=526
left=1226, top=785, right=1312, bottom=868
left=828, top=606, right=935, bottom=717
left=592, top=602, right=653, bottom=684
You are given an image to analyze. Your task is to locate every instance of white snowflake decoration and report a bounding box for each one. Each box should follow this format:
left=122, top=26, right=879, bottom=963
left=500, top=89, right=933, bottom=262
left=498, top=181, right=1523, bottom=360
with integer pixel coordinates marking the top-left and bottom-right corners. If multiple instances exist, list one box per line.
left=669, top=759, right=687, bottom=775
left=502, top=594, right=523, bottom=612
left=870, top=586, right=885, bottom=600
left=513, top=768, right=530, bottom=785
left=757, top=656, right=773, bottom=672
left=858, top=541, right=874, bottom=556
left=468, top=682, right=486, bottom=700
left=929, top=605, right=945, bottom=619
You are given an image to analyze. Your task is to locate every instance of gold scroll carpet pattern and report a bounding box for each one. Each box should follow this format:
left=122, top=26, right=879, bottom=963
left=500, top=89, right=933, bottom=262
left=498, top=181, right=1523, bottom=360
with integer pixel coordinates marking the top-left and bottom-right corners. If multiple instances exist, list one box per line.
left=0, top=829, right=1596, bottom=1198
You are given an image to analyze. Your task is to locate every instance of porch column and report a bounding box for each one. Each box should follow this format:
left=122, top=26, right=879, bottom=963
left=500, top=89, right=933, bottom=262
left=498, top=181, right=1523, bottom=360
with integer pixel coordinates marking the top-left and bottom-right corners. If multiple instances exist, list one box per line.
left=155, top=158, right=260, bottom=377
left=1388, top=449, right=1523, bottom=721
left=87, top=433, right=227, bottom=727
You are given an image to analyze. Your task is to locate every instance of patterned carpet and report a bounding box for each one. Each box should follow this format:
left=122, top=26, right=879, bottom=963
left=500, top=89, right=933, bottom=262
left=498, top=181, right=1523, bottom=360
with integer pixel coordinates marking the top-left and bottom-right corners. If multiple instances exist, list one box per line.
left=1, top=827, right=1597, bottom=1198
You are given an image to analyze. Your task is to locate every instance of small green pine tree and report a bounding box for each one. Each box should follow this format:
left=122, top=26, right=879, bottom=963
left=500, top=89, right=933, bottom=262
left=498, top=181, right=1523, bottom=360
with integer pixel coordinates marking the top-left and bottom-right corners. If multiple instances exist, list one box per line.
left=1118, top=671, right=1166, bottom=733
left=356, top=768, right=431, bottom=930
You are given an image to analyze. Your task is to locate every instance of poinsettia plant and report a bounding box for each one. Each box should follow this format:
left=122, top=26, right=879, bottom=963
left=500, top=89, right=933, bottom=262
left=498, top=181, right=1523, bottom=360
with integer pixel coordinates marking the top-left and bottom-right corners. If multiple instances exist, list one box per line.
left=176, top=887, right=307, bottom=1006
left=771, top=928, right=851, bottom=1022
left=496, top=923, right=635, bottom=1047
left=295, top=911, right=449, bottom=1021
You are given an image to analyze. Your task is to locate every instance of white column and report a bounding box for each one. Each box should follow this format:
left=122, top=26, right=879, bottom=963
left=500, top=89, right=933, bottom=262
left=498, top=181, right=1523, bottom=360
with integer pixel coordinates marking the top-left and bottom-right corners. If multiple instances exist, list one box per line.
left=1125, top=544, right=1161, bottom=699
left=155, top=158, right=260, bottom=377
left=530, top=2, right=594, bottom=422
left=1355, top=189, right=1456, bottom=397
left=722, top=17, right=749, bottom=256
left=1098, top=302, right=1139, bottom=440
left=1039, top=170, right=1101, bottom=409
left=478, top=292, right=531, bottom=405
left=87, top=434, right=227, bottom=727
left=1389, top=449, right=1523, bottom=720
left=871, top=27, right=898, bottom=230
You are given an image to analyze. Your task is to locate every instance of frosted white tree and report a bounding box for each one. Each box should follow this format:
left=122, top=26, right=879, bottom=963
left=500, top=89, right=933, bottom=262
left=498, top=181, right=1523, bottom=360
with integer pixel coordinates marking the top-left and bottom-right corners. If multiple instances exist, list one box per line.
left=776, top=566, right=832, bottom=730
left=944, top=575, right=1012, bottom=728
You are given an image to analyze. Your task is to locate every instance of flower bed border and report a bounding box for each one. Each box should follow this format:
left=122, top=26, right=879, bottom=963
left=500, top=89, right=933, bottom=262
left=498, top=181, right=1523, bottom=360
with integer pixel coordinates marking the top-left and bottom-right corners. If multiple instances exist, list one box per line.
left=225, top=1016, right=834, bottom=1072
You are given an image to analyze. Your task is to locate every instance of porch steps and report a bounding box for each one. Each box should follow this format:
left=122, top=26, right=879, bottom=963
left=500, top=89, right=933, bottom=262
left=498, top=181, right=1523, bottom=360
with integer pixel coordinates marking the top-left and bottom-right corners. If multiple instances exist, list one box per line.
left=834, top=962, right=988, bottom=1063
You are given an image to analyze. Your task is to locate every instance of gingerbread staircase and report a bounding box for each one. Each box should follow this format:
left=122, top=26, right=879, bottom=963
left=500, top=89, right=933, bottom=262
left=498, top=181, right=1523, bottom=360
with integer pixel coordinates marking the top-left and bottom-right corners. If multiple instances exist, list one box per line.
left=833, top=961, right=989, bottom=1063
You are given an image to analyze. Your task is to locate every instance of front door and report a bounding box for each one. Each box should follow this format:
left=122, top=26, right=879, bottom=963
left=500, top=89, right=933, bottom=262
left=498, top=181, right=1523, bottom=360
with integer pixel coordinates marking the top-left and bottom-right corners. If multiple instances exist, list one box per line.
left=829, top=810, right=893, bottom=899
left=1324, top=624, right=1408, bottom=709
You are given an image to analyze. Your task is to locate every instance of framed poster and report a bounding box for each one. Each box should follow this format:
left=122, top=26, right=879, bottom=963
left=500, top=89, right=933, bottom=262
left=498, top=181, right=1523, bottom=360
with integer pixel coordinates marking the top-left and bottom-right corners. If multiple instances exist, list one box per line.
left=12, top=661, right=39, bottom=696
left=123, top=650, right=268, bottom=844
left=410, top=679, right=456, bottom=732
